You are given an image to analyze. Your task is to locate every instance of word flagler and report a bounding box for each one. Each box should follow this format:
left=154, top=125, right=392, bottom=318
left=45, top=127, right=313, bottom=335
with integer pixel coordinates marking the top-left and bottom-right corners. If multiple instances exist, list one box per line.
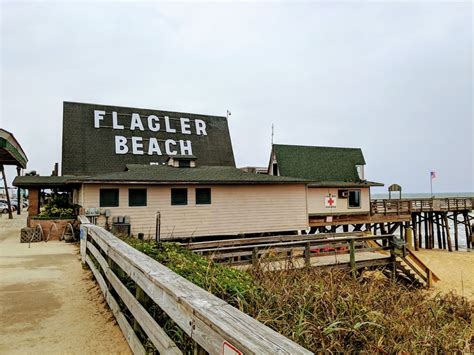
left=93, top=110, right=208, bottom=156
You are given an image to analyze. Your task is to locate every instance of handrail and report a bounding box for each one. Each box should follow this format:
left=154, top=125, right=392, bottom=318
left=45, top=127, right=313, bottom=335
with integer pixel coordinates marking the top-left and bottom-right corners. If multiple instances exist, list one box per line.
left=364, top=238, right=439, bottom=286
left=79, top=216, right=311, bottom=355
left=193, top=234, right=394, bottom=254
left=405, top=249, right=440, bottom=282
left=184, top=231, right=365, bottom=250
left=370, top=197, right=474, bottom=215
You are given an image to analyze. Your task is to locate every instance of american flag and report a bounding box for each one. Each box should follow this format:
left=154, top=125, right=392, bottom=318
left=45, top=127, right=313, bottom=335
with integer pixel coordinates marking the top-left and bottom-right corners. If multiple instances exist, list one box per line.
left=430, top=171, right=436, bottom=179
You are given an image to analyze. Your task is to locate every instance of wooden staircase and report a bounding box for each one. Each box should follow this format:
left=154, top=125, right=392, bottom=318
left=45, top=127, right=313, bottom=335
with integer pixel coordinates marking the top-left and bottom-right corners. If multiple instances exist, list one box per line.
left=366, top=238, right=440, bottom=287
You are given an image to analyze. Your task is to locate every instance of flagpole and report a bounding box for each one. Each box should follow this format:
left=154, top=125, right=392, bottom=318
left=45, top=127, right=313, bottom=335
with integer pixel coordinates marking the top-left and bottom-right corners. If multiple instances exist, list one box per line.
left=430, top=173, right=433, bottom=197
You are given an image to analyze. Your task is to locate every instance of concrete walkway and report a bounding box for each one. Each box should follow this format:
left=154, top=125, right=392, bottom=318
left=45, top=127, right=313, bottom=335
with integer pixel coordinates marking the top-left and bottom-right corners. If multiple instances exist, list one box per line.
left=0, top=214, right=131, bottom=354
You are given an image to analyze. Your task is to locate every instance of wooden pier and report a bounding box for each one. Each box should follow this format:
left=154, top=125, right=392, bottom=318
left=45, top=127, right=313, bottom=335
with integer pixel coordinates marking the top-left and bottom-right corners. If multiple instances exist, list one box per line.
left=308, top=197, right=473, bottom=251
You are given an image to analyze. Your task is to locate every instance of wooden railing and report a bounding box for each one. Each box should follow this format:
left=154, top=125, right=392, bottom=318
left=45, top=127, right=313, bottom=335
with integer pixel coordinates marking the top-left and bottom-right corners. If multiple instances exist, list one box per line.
left=187, top=233, right=397, bottom=274
left=78, top=216, right=311, bottom=355
left=400, top=249, right=440, bottom=287
left=371, top=197, right=474, bottom=215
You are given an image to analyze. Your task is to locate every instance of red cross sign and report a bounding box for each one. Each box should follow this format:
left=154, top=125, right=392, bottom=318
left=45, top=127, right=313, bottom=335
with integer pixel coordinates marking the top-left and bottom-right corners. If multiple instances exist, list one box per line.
left=325, top=195, right=337, bottom=208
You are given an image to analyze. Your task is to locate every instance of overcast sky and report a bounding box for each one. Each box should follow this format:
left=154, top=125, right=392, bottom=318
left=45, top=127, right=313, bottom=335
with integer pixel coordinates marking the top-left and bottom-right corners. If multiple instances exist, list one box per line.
left=1, top=0, right=472, bottom=193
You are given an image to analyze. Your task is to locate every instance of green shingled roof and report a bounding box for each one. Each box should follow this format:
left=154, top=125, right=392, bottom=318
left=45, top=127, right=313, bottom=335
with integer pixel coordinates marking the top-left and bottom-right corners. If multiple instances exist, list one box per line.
left=68, top=164, right=308, bottom=185
left=0, top=129, right=28, bottom=168
left=13, top=175, right=80, bottom=188
left=273, top=144, right=369, bottom=183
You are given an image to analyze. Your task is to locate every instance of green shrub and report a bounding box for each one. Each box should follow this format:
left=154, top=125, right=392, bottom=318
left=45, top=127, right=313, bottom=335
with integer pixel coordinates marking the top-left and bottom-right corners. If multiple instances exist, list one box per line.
left=39, top=193, right=80, bottom=218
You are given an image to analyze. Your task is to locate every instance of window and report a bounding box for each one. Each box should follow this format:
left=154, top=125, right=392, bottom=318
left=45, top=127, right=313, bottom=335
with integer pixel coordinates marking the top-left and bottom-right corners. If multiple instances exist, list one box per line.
left=129, top=188, right=147, bottom=207
left=348, top=190, right=361, bottom=208
left=100, top=189, right=119, bottom=207
left=179, top=160, right=191, bottom=168
left=196, top=188, right=211, bottom=205
left=171, top=188, right=188, bottom=205
left=272, top=163, right=278, bottom=176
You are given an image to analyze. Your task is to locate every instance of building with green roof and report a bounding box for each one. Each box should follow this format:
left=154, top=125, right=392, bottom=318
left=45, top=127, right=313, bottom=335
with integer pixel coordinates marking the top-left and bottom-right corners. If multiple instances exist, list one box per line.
left=268, top=144, right=383, bottom=228
left=14, top=102, right=311, bottom=239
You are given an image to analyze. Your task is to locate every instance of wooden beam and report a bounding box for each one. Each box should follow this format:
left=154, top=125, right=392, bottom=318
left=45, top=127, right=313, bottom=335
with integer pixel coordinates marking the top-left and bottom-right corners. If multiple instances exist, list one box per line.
left=453, top=212, right=459, bottom=251
left=443, top=213, right=452, bottom=252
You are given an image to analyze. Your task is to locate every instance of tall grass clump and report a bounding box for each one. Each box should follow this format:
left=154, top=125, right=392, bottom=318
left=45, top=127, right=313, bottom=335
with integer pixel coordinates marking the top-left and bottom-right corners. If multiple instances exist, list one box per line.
left=249, top=266, right=473, bottom=353
left=122, top=238, right=473, bottom=353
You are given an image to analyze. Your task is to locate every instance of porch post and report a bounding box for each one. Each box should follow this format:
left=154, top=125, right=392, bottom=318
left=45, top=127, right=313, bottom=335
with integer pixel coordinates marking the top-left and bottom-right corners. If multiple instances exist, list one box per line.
left=27, top=188, right=40, bottom=227
left=16, top=166, right=21, bottom=215
left=1, top=164, right=13, bottom=219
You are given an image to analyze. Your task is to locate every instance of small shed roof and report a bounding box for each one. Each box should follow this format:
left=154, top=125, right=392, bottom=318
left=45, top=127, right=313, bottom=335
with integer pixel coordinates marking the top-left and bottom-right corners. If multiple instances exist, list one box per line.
left=0, top=129, right=28, bottom=168
left=272, top=144, right=365, bottom=181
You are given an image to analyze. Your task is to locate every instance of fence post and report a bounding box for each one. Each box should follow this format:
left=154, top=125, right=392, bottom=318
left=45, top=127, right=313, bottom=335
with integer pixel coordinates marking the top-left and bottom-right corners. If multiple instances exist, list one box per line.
left=427, top=268, right=433, bottom=288
left=304, top=242, right=310, bottom=267
left=349, top=239, right=356, bottom=278
left=388, top=235, right=397, bottom=280
left=80, top=225, right=88, bottom=264
left=252, top=248, right=258, bottom=267
left=406, top=227, right=414, bottom=251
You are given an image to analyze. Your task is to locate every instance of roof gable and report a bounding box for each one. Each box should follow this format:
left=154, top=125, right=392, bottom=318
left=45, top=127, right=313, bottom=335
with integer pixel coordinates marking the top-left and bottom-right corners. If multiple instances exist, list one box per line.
left=272, top=144, right=365, bottom=182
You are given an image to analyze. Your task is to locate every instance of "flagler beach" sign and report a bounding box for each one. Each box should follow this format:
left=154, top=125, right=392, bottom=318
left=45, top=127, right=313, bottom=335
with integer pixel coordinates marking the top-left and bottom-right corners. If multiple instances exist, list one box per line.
left=61, top=102, right=235, bottom=175
left=93, top=110, right=208, bottom=156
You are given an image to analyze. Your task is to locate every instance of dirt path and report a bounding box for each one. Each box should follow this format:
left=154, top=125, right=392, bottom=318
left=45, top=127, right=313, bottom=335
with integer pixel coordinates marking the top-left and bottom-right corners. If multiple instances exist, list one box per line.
left=0, top=214, right=131, bottom=354
left=414, top=249, right=474, bottom=301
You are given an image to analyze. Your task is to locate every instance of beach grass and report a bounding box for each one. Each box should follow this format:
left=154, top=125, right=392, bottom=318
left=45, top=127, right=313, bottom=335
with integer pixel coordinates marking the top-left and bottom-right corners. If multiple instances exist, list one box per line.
left=122, top=239, right=473, bottom=353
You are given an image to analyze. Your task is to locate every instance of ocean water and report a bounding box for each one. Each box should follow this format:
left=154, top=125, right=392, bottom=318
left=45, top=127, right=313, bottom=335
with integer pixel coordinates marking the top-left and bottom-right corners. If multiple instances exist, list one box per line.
left=371, top=192, right=473, bottom=250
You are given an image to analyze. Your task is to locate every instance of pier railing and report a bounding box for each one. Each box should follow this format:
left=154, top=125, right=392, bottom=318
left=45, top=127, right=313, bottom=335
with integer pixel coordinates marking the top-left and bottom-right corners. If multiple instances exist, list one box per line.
left=371, top=197, right=474, bottom=215
left=185, top=233, right=396, bottom=272
left=78, top=216, right=311, bottom=355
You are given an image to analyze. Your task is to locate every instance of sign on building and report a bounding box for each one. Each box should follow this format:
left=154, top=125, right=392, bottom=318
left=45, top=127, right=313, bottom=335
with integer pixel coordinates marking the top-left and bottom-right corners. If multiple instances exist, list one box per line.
left=62, top=102, right=235, bottom=175
left=325, top=194, right=337, bottom=208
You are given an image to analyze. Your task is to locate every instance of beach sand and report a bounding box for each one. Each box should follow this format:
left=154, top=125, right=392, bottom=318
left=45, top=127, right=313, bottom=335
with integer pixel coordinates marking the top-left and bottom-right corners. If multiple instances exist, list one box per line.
left=413, top=249, right=474, bottom=301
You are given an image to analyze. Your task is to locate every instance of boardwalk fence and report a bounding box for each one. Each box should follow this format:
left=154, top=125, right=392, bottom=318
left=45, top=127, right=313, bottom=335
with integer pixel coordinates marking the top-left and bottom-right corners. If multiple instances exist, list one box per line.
left=78, top=216, right=311, bottom=355
left=371, top=197, right=474, bottom=215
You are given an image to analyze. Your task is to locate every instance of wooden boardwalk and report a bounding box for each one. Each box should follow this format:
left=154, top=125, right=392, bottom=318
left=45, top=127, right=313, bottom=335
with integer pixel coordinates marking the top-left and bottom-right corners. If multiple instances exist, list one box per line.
left=0, top=215, right=130, bottom=354
left=309, top=197, right=473, bottom=251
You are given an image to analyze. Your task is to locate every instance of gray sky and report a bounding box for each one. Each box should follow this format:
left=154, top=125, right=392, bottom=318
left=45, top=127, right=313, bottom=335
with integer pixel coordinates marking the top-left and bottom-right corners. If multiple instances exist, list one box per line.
left=1, top=0, right=473, bottom=193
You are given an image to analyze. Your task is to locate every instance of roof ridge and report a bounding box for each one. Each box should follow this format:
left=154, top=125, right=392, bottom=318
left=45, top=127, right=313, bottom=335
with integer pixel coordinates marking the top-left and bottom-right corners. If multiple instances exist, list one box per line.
left=273, top=143, right=363, bottom=150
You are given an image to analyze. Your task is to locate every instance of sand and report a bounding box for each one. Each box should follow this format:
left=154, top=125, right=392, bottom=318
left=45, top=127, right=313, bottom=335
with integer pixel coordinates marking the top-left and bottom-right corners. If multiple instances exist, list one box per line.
left=413, top=248, right=474, bottom=301
left=0, top=214, right=131, bottom=354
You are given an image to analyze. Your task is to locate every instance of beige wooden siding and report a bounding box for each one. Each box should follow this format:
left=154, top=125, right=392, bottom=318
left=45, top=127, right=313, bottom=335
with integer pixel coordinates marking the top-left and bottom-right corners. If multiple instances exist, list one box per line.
left=80, top=184, right=308, bottom=239
left=307, top=187, right=370, bottom=215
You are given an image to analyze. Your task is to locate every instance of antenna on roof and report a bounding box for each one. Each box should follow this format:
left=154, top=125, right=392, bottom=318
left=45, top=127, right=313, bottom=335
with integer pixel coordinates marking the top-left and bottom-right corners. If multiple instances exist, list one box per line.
left=226, top=110, right=232, bottom=119
left=271, top=123, right=274, bottom=146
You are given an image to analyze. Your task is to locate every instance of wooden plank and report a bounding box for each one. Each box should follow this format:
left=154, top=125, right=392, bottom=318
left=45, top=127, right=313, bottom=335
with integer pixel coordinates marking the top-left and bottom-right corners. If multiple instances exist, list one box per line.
left=106, top=263, right=182, bottom=354
left=184, top=232, right=364, bottom=250
left=405, top=251, right=440, bottom=282
left=78, top=215, right=91, bottom=224
left=85, top=224, right=311, bottom=355
left=192, top=235, right=391, bottom=254
left=85, top=254, right=145, bottom=355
